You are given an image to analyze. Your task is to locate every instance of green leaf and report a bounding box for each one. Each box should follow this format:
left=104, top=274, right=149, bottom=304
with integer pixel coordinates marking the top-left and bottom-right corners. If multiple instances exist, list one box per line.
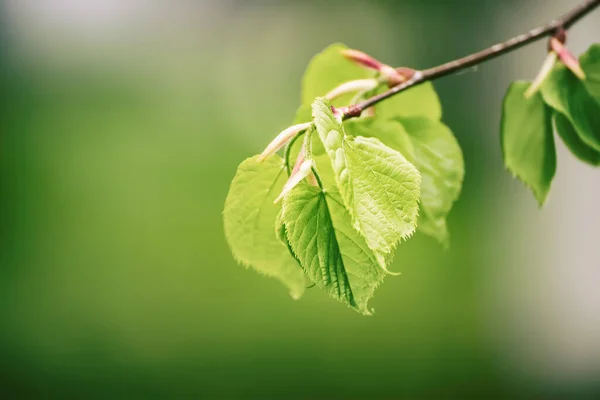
left=345, top=117, right=463, bottom=247
left=397, top=117, right=464, bottom=248
left=374, top=81, right=442, bottom=121
left=223, top=155, right=305, bottom=299
left=553, top=112, right=600, bottom=166
left=541, top=63, right=600, bottom=151
left=580, top=43, right=600, bottom=103
left=312, top=98, right=421, bottom=257
left=344, top=117, right=416, bottom=163
left=282, top=184, right=386, bottom=315
left=501, top=81, right=556, bottom=206
left=301, top=43, right=372, bottom=107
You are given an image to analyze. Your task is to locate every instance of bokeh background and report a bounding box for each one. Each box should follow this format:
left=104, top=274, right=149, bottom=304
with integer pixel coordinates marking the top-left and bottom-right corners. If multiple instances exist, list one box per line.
left=1, top=0, right=599, bottom=398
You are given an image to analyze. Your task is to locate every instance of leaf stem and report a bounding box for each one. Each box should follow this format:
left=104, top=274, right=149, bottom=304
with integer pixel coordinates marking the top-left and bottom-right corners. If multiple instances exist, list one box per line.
left=283, top=131, right=305, bottom=176
left=311, top=166, right=324, bottom=189
left=344, top=0, right=600, bottom=119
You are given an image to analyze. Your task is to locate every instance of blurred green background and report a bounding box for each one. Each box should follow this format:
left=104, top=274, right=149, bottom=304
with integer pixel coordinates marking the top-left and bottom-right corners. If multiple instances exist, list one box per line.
left=1, top=0, right=600, bottom=398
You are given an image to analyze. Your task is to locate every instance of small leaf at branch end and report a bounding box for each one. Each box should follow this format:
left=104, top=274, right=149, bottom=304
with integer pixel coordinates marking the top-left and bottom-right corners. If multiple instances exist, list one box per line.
left=374, top=81, right=443, bottom=121
left=397, top=117, right=464, bottom=248
left=282, top=183, right=386, bottom=315
left=541, top=62, right=600, bottom=152
left=501, top=81, right=556, bottom=206
left=553, top=112, right=600, bottom=166
left=301, top=43, right=373, bottom=107
left=223, top=155, right=305, bottom=299
left=312, top=97, right=421, bottom=258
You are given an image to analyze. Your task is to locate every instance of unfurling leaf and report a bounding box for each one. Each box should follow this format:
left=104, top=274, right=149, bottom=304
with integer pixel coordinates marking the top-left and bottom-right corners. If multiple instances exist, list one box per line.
left=501, top=81, right=556, bottom=206
left=312, top=98, right=421, bottom=259
left=223, top=155, right=305, bottom=299
left=282, top=184, right=386, bottom=315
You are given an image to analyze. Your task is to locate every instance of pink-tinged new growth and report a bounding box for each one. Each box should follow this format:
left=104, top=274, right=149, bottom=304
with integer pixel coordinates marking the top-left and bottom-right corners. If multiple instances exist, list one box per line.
left=274, top=159, right=314, bottom=204
left=550, top=37, right=586, bottom=79
left=387, top=67, right=417, bottom=87
left=525, top=51, right=558, bottom=98
left=341, top=49, right=385, bottom=71
left=290, top=145, right=306, bottom=176
left=325, top=79, right=379, bottom=101
left=381, top=65, right=419, bottom=87
left=257, top=122, right=311, bottom=162
left=330, top=106, right=347, bottom=122
left=340, top=48, right=417, bottom=88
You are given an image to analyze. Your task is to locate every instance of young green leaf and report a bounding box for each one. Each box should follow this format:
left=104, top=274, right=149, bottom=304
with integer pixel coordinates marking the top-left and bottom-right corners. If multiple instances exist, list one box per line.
left=541, top=63, right=600, bottom=151
left=223, top=155, right=305, bottom=299
left=580, top=43, right=600, bottom=102
left=374, top=82, right=443, bottom=121
left=553, top=112, right=600, bottom=166
left=397, top=117, right=464, bottom=248
left=301, top=43, right=373, bottom=107
left=501, top=81, right=556, bottom=206
left=345, top=117, right=463, bottom=247
left=312, top=98, right=421, bottom=258
left=282, top=184, right=386, bottom=315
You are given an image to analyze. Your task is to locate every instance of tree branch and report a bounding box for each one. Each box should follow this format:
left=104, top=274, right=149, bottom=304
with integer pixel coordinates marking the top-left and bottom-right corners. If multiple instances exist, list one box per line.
left=344, top=0, right=600, bottom=119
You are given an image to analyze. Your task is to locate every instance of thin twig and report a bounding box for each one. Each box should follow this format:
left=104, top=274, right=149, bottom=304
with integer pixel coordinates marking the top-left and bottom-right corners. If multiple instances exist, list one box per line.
left=344, top=0, right=600, bottom=119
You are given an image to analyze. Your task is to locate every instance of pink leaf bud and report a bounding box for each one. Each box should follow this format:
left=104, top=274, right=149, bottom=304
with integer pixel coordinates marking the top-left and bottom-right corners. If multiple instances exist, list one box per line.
left=325, top=79, right=379, bottom=101
left=274, top=159, right=314, bottom=204
left=258, top=122, right=311, bottom=162
left=330, top=105, right=347, bottom=122
left=550, top=37, right=586, bottom=80
left=386, top=67, right=417, bottom=87
left=290, top=145, right=306, bottom=176
left=340, top=49, right=385, bottom=71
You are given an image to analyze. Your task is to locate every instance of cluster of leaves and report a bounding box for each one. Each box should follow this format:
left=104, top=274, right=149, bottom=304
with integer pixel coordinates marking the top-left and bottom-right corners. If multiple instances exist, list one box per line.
left=501, top=44, right=600, bottom=204
left=223, top=44, right=464, bottom=315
